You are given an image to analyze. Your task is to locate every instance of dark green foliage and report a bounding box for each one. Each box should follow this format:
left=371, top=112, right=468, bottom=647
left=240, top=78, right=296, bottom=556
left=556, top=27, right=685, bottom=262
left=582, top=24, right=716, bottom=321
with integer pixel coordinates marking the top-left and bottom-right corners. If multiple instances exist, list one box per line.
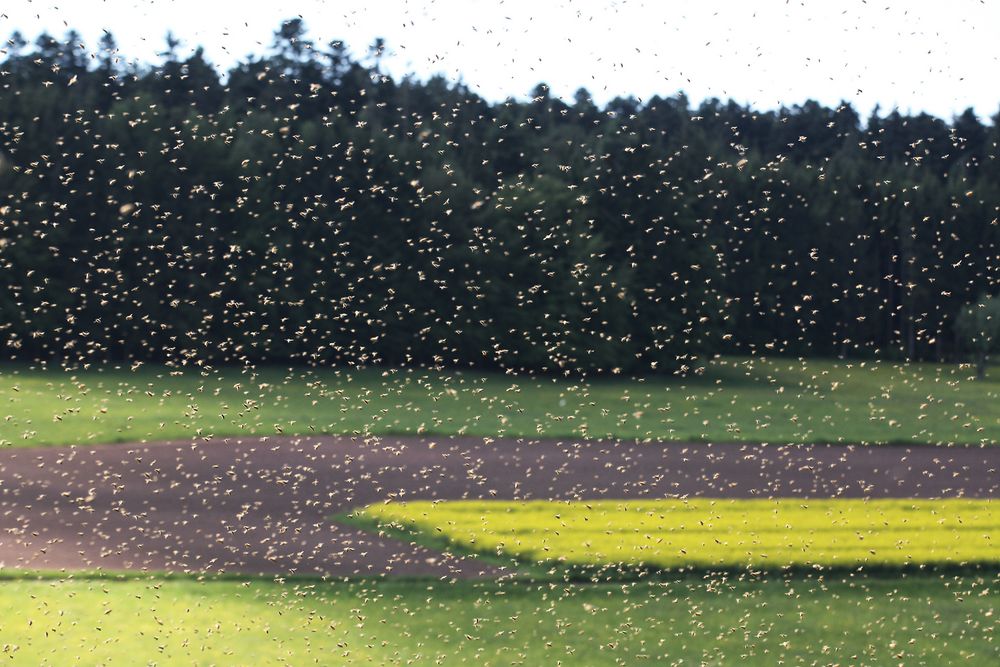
left=1, top=22, right=998, bottom=374
left=955, top=295, right=1000, bottom=378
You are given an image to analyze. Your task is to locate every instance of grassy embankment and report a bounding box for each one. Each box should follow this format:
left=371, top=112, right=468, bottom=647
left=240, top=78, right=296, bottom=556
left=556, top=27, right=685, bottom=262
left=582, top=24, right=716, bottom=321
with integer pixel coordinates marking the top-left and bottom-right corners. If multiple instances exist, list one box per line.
left=0, top=356, right=997, bottom=447
left=0, top=575, right=994, bottom=665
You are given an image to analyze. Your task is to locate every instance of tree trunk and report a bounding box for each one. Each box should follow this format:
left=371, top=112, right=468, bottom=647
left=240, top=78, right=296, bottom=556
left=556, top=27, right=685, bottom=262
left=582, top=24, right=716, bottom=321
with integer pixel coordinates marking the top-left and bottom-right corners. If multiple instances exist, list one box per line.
left=977, top=353, right=987, bottom=381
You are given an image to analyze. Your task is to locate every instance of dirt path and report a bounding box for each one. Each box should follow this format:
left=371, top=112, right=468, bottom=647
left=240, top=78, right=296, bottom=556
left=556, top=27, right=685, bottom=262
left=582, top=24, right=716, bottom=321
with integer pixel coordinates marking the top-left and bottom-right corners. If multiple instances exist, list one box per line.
left=0, top=437, right=995, bottom=576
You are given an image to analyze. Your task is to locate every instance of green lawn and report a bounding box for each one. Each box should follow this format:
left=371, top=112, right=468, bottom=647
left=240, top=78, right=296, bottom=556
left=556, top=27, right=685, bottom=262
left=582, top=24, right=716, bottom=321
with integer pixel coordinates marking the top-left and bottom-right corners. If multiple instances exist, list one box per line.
left=0, top=575, right=994, bottom=665
left=0, top=356, right=998, bottom=447
left=347, top=499, right=999, bottom=573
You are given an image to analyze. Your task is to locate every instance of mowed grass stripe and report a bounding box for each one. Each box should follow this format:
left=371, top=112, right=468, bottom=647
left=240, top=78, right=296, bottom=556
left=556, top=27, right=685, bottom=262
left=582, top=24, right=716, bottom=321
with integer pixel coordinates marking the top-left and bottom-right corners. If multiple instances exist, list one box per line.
left=350, top=499, right=997, bottom=570
left=0, top=576, right=996, bottom=666
left=2, top=356, right=1000, bottom=447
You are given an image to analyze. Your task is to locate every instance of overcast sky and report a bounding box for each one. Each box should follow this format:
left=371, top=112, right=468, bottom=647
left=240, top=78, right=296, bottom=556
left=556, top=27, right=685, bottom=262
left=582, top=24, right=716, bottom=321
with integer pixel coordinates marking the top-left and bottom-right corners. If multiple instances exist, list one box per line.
left=2, top=0, right=997, bottom=119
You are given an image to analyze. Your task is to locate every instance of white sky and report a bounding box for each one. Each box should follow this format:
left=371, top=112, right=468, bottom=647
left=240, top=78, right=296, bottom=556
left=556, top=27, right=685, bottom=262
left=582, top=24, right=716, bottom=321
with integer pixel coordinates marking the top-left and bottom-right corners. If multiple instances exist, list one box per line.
left=1, top=0, right=998, bottom=119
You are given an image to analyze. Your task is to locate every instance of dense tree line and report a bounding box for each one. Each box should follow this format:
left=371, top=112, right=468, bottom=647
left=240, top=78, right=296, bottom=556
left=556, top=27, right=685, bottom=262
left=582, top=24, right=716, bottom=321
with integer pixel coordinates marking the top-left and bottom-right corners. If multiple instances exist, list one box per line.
left=0, top=21, right=998, bottom=374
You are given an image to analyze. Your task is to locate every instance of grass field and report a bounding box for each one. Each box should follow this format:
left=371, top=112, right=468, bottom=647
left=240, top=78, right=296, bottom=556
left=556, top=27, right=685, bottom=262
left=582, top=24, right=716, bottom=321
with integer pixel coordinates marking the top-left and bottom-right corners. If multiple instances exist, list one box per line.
left=0, top=575, right=993, bottom=665
left=1, top=358, right=994, bottom=663
left=346, top=499, right=999, bottom=572
left=0, top=356, right=998, bottom=447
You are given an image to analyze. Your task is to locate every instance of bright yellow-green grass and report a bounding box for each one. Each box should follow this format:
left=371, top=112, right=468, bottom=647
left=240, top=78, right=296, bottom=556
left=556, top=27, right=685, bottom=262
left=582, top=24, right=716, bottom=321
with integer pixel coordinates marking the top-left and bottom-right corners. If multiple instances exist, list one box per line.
left=0, top=575, right=995, bottom=665
left=0, top=356, right=998, bottom=447
left=351, top=499, right=998, bottom=571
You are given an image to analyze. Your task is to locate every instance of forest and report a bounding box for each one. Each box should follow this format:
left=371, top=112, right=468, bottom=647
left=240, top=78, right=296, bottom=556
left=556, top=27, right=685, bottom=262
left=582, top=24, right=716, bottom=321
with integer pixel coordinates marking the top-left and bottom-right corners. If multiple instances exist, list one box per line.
left=1, top=20, right=998, bottom=374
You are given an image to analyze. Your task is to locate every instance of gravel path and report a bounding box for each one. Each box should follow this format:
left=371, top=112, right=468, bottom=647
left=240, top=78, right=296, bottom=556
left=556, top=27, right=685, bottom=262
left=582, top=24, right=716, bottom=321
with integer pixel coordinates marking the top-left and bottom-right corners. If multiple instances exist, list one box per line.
left=0, top=437, right=995, bottom=576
